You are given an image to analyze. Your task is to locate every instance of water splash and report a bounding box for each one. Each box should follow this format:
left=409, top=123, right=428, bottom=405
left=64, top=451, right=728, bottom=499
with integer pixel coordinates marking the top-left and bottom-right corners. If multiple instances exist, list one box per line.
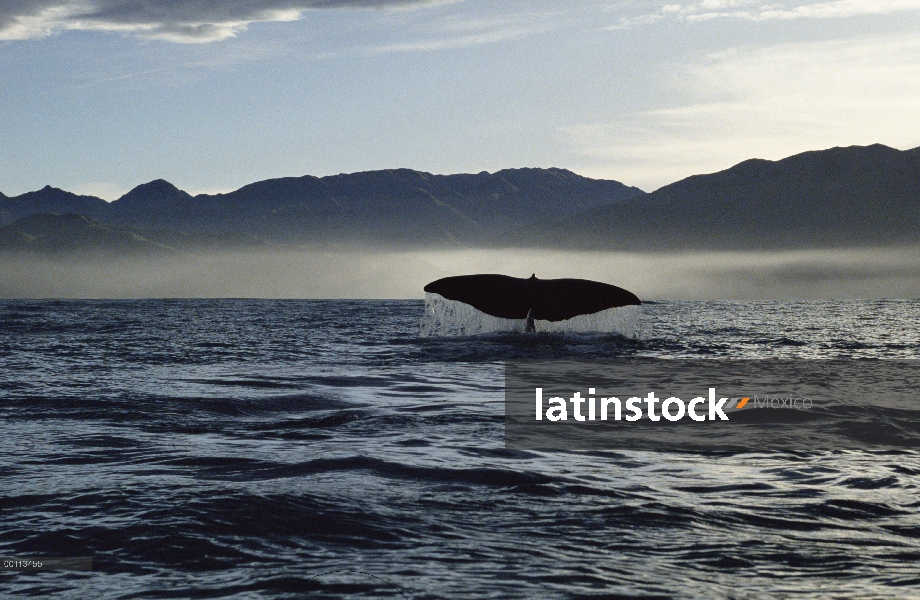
left=419, top=292, right=640, bottom=337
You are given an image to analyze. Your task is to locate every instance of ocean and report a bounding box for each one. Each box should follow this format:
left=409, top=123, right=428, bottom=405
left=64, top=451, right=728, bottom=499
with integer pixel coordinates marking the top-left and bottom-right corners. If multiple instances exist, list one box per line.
left=2, top=299, right=919, bottom=599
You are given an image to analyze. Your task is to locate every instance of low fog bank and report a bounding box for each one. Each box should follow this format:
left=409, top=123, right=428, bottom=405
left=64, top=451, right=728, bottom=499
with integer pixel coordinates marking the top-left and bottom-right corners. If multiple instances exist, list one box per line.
left=1, top=247, right=919, bottom=300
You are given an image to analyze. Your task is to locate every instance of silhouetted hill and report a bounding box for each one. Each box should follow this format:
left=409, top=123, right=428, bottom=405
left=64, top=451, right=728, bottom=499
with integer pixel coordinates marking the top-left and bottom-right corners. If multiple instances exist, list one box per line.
left=109, top=179, right=195, bottom=229
left=0, top=213, right=273, bottom=254
left=519, top=144, right=920, bottom=250
left=143, top=167, right=644, bottom=246
left=0, top=168, right=644, bottom=249
left=0, top=186, right=110, bottom=227
left=0, top=213, right=174, bottom=254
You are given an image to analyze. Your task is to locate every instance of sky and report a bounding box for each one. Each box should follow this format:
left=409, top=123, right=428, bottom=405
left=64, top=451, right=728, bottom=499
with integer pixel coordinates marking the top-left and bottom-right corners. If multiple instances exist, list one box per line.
left=2, top=0, right=920, bottom=200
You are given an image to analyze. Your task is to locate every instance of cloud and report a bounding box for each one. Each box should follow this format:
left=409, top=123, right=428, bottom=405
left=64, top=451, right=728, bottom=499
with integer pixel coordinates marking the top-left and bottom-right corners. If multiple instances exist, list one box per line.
left=562, top=33, right=920, bottom=190
left=364, top=28, right=530, bottom=53
left=363, top=11, right=554, bottom=54
left=609, top=0, right=920, bottom=28
left=691, top=0, right=920, bottom=21
left=0, top=0, right=446, bottom=43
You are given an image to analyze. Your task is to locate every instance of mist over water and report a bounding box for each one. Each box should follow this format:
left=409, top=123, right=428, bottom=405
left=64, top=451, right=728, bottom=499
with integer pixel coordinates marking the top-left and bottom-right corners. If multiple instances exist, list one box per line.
left=2, top=246, right=919, bottom=299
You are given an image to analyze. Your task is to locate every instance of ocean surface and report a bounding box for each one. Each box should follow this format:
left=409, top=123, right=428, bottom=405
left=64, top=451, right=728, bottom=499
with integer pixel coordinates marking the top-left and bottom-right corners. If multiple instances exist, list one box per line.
left=2, top=299, right=920, bottom=599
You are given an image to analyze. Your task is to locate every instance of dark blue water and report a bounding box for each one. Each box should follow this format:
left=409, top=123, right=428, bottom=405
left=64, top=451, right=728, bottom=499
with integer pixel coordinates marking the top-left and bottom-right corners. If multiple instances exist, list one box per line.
left=2, top=299, right=920, bottom=598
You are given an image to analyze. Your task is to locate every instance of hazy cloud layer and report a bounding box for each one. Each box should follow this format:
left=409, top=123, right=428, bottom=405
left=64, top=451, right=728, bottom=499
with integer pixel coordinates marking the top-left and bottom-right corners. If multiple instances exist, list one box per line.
left=0, top=0, right=444, bottom=42
left=610, top=0, right=920, bottom=29
left=362, top=13, right=551, bottom=54
left=2, top=247, right=918, bottom=299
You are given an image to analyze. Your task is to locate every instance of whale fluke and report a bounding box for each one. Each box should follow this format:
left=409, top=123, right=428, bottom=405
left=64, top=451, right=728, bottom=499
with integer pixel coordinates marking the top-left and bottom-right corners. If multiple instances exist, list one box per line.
left=423, top=274, right=641, bottom=322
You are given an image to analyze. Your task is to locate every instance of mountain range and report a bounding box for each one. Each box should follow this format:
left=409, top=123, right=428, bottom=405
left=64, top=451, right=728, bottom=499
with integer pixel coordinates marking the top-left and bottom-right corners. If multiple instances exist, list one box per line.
left=519, top=143, right=920, bottom=250
left=1, top=144, right=918, bottom=254
left=0, top=168, right=641, bottom=253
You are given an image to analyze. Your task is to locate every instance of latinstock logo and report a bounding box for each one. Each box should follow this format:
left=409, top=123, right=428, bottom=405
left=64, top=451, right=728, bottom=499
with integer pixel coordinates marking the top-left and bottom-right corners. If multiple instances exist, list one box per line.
left=533, top=388, right=813, bottom=422
left=501, top=359, right=886, bottom=452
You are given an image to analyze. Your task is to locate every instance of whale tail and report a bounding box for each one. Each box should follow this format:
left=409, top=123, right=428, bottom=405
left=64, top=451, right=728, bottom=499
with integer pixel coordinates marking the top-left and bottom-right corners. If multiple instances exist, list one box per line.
left=423, top=273, right=641, bottom=322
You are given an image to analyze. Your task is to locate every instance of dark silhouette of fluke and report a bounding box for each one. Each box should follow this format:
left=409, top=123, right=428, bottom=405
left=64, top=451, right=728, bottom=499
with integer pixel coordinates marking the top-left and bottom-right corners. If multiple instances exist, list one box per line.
left=424, top=274, right=641, bottom=324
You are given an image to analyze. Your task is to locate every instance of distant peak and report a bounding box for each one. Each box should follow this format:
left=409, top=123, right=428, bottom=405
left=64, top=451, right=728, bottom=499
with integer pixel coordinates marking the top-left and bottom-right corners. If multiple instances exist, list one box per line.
left=115, top=179, right=192, bottom=205
left=134, top=179, right=181, bottom=192
left=29, top=184, right=70, bottom=196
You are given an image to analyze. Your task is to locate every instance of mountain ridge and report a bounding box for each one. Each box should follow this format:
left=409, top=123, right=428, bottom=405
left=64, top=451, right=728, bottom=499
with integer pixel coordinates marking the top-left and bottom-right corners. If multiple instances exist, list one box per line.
left=3, top=145, right=919, bottom=254
left=1, top=167, right=644, bottom=248
left=513, top=143, right=920, bottom=250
